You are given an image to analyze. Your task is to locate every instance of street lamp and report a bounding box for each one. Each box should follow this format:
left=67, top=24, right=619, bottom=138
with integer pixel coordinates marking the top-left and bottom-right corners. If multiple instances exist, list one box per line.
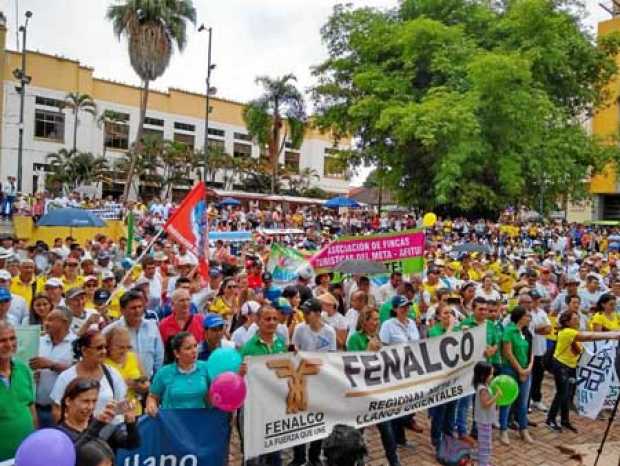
left=15, top=10, right=32, bottom=193
left=198, top=24, right=216, bottom=183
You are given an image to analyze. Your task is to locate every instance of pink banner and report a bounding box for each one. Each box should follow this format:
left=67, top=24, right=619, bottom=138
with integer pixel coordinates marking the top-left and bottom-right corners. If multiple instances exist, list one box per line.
left=310, top=231, right=425, bottom=269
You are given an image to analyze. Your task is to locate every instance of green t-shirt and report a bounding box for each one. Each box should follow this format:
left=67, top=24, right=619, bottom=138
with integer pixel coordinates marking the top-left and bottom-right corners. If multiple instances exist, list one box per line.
left=379, top=302, right=417, bottom=324
left=346, top=332, right=370, bottom=351
left=501, top=322, right=529, bottom=369
left=150, top=361, right=210, bottom=409
left=428, top=323, right=447, bottom=337
left=0, top=359, right=35, bottom=461
left=240, top=334, right=287, bottom=357
left=456, top=315, right=479, bottom=331
left=486, top=320, right=503, bottom=365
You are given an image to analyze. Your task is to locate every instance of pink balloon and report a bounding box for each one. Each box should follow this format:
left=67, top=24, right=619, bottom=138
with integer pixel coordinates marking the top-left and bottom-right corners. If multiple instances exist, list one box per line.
left=210, top=371, right=247, bottom=412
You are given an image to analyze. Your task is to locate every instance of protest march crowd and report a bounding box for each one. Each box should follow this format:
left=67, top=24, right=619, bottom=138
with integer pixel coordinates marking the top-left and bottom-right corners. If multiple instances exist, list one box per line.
left=1, top=188, right=620, bottom=466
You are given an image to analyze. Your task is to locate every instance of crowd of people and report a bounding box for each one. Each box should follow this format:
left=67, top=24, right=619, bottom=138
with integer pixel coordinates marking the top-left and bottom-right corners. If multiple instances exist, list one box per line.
left=0, top=193, right=620, bottom=466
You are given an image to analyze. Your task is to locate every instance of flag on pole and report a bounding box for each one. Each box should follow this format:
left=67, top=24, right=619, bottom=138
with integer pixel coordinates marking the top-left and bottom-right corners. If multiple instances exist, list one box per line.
left=164, top=183, right=209, bottom=278
left=126, top=211, right=134, bottom=256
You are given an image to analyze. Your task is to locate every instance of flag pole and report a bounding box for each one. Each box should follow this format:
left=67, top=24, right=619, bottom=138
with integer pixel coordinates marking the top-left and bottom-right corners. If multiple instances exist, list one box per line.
left=104, top=228, right=165, bottom=306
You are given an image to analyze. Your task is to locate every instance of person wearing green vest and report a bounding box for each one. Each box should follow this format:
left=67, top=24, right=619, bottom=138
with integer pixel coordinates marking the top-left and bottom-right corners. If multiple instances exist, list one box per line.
left=486, top=299, right=504, bottom=373
left=498, top=306, right=534, bottom=446
left=239, top=304, right=287, bottom=466
left=0, top=321, right=36, bottom=461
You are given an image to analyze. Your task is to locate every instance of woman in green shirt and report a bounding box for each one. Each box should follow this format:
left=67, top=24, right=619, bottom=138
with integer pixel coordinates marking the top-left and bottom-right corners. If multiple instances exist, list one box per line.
left=346, top=307, right=401, bottom=466
left=499, top=306, right=533, bottom=445
left=146, top=331, right=210, bottom=415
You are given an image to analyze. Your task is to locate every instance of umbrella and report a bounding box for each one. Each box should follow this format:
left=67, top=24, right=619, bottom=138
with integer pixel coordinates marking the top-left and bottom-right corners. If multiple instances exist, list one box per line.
left=452, top=243, right=491, bottom=255
left=218, top=197, right=241, bottom=207
left=334, top=259, right=388, bottom=275
left=37, top=208, right=106, bottom=227
left=325, top=197, right=361, bottom=209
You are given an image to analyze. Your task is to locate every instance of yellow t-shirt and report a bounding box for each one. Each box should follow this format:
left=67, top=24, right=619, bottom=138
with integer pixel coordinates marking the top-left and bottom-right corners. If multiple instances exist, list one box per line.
left=590, top=312, right=620, bottom=331
left=209, top=297, right=233, bottom=318
left=106, top=288, right=125, bottom=320
left=554, top=328, right=582, bottom=368
left=105, top=352, right=143, bottom=415
left=547, top=315, right=558, bottom=342
left=62, top=275, right=85, bottom=291
left=10, top=276, right=35, bottom=307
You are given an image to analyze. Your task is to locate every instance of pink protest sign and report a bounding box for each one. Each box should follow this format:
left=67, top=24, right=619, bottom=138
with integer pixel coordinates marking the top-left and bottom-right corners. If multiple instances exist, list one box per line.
left=310, top=230, right=425, bottom=272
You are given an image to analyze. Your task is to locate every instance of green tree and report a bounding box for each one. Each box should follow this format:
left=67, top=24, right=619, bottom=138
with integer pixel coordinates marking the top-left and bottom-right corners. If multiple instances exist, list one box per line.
left=107, top=0, right=197, bottom=199
left=243, top=74, right=307, bottom=194
left=62, top=92, right=97, bottom=153
left=47, top=149, right=109, bottom=191
left=311, top=0, right=620, bottom=214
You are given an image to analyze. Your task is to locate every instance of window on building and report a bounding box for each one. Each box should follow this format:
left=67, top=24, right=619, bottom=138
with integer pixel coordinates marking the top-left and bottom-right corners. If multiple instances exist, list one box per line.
left=234, top=132, right=252, bottom=141
left=32, top=163, right=51, bottom=172
left=284, top=151, right=300, bottom=174
left=104, top=122, right=129, bottom=150
left=233, top=142, right=252, bottom=159
left=34, top=109, right=64, bottom=142
left=208, top=138, right=225, bottom=152
left=144, top=117, right=165, bottom=127
left=35, top=96, right=65, bottom=108
left=143, top=128, right=164, bottom=140
left=174, top=122, right=195, bottom=132
left=324, top=154, right=347, bottom=179
left=174, top=132, right=195, bottom=151
left=208, top=127, right=225, bottom=137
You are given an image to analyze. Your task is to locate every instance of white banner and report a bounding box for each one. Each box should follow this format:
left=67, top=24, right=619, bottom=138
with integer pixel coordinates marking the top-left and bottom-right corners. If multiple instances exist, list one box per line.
left=243, top=327, right=485, bottom=459
left=576, top=341, right=618, bottom=419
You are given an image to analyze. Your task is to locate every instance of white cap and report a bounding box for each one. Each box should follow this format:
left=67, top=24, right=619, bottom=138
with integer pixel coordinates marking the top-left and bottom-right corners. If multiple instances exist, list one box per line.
left=241, top=301, right=261, bottom=316
left=45, top=278, right=63, bottom=288
left=102, top=271, right=115, bottom=280
left=0, top=248, right=12, bottom=260
left=0, top=269, right=11, bottom=280
left=84, top=275, right=99, bottom=283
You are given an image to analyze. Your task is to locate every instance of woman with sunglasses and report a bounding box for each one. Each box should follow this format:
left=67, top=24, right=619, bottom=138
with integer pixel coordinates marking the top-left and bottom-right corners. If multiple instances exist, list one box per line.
left=83, top=276, right=100, bottom=310
left=105, top=327, right=148, bottom=416
left=50, top=330, right=127, bottom=423
left=146, top=331, right=210, bottom=416
left=57, top=377, right=139, bottom=452
left=209, top=277, right=240, bottom=323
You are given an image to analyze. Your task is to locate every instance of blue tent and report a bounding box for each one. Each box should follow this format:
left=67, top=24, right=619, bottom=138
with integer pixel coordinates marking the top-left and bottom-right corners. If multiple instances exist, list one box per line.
left=37, top=208, right=106, bottom=227
left=324, top=196, right=361, bottom=209
left=218, top=197, right=241, bottom=207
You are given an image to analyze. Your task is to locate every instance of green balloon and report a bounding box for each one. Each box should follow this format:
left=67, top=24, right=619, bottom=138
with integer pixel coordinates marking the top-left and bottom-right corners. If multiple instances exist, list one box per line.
left=489, top=374, right=519, bottom=407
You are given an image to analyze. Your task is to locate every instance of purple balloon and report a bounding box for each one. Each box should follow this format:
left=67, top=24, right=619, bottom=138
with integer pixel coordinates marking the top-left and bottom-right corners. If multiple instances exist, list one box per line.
left=210, top=371, right=247, bottom=412
left=15, top=428, right=75, bottom=466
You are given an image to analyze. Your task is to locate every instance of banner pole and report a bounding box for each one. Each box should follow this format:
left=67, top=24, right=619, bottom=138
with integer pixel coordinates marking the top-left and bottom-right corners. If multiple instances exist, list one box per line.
left=104, top=228, right=165, bottom=306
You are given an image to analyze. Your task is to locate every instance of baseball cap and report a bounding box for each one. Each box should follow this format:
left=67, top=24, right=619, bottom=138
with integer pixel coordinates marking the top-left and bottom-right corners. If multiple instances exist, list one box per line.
left=84, top=275, right=99, bottom=283
left=529, top=289, right=542, bottom=300
left=301, top=298, right=322, bottom=313
left=94, top=288, right=111, bottom=305
left=0, top=270, right=11, bottom=281
left=241, top=301, right=260, bottom=316
left=391, top=295, right=412, bottom=309
left=0, top=248, right=12, bottom=260
left=66, top=288, right=86, bottom=300
left=525, top=269, right=538, bottom=278
left=97, top=252, right=110, bottom=261
left=274, top=297, right=293, bottom=315
left=209, top=267, right=223, bottom=278
left=0, top=288, right=11, bottom=302
left=177, top=256, right=193, bottom=267
left=262, top=272, right=273, bottom=282
left=102, top=271, right=115, bottom=281
left=45, top=278, right=63, bottom=288
left=203, top=313, right=225, bottom=329
left=134, top=277, right=149, bottom=288
left=297, top=265, right=313, bottom=280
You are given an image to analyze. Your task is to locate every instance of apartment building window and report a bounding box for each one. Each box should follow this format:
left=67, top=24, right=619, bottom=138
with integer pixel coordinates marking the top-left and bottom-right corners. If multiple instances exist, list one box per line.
left=233, top=142, right=252, bottom=159
left=174, top=132, right=195, bottom=150
left=104, top=122, right=129, bottom=150
left=144, top=117, right=164, bottom=127
left=35, top=96, right=64, bottom=108
left=174, top=122, right=195, bottom=132
left=35, top=109, right=65, bottom=142
left=234, top=132, right=252, bottom=142
left=208, top=127, right=225, bottom=137
left=208, top=138, right=225, bottom=152
left=324, top=154, right=346, bottom=179
left=143, top=128, right=164, bottom=140
left=284, top=151, right=300, bottom=174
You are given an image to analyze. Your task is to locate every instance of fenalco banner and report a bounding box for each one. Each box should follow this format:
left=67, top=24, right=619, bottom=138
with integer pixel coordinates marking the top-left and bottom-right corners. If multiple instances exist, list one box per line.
left=243, top=327, right=485, bottom=459
left=576, top=341, right=619, bottom=419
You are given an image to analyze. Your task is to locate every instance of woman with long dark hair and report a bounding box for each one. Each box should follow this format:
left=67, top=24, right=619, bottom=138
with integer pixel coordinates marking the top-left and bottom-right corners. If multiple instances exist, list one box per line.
left=26, top=293, right=53, bottom=327
left=591, top=293, right=619, bottom=332
left=57, top=377, right=139, bottom=453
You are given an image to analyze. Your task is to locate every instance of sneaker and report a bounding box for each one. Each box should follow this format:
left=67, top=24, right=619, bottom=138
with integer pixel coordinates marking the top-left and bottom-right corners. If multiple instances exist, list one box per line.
left=545, top=420, right=562, bottom=433
left=561, top=423, right=578, bottom=433
left=532, top=401, right=548, bottom=412
left=527, top=407, right=533, bottom=414
left=397, top=441, right=416, bottom=451
left=520, top=430, right=534, bottom=444
left=499, top=430, right=510, bottom=446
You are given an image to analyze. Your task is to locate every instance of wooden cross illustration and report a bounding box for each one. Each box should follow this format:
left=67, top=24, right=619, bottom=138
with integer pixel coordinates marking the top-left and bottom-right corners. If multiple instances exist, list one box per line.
left=267, top=358, right=323, bottom=414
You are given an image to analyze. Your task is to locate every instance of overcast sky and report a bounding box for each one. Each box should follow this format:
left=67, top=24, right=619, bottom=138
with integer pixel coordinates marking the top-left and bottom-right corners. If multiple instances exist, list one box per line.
left=0, top=0, right=611, bottom=184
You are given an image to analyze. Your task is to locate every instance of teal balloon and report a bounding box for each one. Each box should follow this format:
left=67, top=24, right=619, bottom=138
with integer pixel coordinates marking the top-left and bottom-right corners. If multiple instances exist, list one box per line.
left=207, top=347, right=242, bottom=380
left=489, top=375, right=519, bottom=407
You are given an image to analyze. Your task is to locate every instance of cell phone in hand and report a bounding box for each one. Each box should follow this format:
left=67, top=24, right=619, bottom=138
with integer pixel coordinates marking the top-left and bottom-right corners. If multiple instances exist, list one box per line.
left=114, top=400, right=133, bottom=415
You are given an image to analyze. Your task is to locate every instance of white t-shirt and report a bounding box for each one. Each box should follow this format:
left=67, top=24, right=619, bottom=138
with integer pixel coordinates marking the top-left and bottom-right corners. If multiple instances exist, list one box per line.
left=50, top=364, right=127, bottom=416
left=292, top=323, right=336, bottom=352
left=231, top=325, right=254, bottom=348
left=322, top=311, right=348, bottom=332
left=529, top=308, right=551, bottom=357
left=475, top=287, right=501, bottom=302
left=70, top=308, right=101, bottom=335
left=344, top=308, right=360, bottom=336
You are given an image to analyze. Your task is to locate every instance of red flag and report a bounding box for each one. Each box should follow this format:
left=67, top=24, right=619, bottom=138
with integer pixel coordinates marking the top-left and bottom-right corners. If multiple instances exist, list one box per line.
left=164, top=183, right=209, bottom=279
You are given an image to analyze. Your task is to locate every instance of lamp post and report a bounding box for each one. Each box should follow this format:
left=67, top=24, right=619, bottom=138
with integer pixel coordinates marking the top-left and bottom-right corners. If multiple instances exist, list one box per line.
left=198, top=24, right=216, bottom=183
left=14, top=10, right=32, bottom=193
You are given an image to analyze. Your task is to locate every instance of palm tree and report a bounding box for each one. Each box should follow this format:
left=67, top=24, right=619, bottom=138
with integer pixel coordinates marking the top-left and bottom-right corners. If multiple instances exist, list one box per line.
left=47, top=149, right=109, bottom=191
left=97, top=109, right=128, bottom=157
left=62, top=92, right=97, bottom=153
left=161, top=140, right=192, bottom=197
left=243, top=74, right=307, bottom=193
left=107, top=0, right=197, bottom=199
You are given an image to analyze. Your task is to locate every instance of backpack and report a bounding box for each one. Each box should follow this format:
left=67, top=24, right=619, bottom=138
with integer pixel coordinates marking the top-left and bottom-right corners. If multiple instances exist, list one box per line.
left=436, top=435, right=472, bottom=466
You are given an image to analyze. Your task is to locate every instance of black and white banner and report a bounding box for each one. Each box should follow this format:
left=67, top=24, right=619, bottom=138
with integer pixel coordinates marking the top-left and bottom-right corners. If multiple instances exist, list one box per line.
left=576, top=341, right=619, bottom=419
left=243, top=327, right=485, bottom=459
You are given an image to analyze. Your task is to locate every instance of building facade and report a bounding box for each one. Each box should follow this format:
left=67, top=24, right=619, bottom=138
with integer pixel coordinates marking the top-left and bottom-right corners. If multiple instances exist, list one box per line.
left=0, top=18, right=350, bottom=197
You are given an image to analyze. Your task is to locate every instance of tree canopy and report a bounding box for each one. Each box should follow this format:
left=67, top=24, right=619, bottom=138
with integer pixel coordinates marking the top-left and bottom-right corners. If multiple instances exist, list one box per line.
left=312, top=0, right=620, bottom=214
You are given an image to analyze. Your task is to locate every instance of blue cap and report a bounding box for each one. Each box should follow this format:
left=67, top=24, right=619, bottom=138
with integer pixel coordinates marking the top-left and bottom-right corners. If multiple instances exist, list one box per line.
left=275, top=297, right=293, bottom=315
left=391, top=295, right=411, bottom=309
left=0, top=288, right=11, bottom=302
left=209, top=267, right=223, bottom=278
left=203, top=313, right=225, bottom=329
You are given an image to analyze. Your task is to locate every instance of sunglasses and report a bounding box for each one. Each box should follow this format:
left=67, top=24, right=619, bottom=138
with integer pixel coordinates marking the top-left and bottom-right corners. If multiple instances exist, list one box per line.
left=66, top=263, right=78, bottom=267
left=85, top=283, right=98, bottom=288
left=226, top=285, right=238, bottom=289
left=75, top=379, right=101, bottom=391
